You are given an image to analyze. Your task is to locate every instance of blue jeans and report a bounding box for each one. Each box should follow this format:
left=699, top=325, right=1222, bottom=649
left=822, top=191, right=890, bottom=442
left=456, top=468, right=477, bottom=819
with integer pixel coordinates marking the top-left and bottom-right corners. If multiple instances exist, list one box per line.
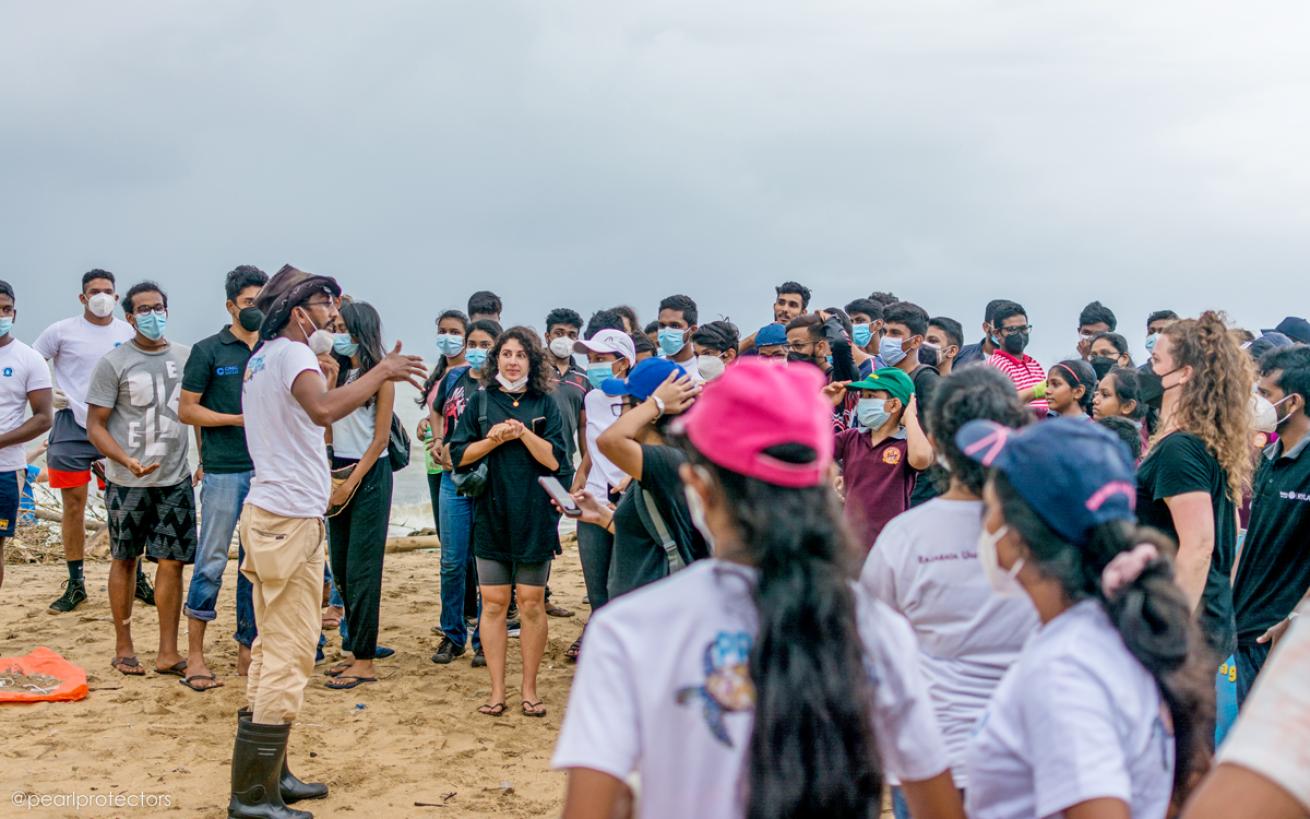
left=184, top=470, right=256, bottom=647
left=326, top=562, right=350, bottom=648
left=439, top=473, right=480, bottom=651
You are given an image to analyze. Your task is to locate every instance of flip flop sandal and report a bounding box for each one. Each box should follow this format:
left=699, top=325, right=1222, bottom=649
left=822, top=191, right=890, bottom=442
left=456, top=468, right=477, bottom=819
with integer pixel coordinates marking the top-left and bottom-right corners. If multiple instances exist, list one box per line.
left=180, top=674, right=223, bottom=692
left=521, top=700, right=547, bottom=718
left=111, top=656, right=145, bottom=676
left=565, top=639, right=582, bottom=663
left=545, top=604, right=575, bottom=618
left=325, top=662, right=353, bottom=678
left=155, top=660, right=188, bottom=677
left=477, top=702, right=508, bottom=717
left=326, top=675, right=377, bottom=690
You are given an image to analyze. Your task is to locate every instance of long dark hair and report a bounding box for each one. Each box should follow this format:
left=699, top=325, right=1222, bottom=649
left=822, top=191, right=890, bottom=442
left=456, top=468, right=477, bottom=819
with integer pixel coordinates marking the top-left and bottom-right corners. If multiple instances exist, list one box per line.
left=334, top=301, right=385, bottom=396
left=482, top=325, right=553, bottom=395
left=417, top=309, right=471, bottom=406
left=1052, top=359, right=1097, bottom=416
left=680, top=441, right=881, bottom=819
left=992, top=473, right=1214, bottom=802
left=929, top=366, right=1029, bottom=495
left=1105, top=367, right=1155, bottom=432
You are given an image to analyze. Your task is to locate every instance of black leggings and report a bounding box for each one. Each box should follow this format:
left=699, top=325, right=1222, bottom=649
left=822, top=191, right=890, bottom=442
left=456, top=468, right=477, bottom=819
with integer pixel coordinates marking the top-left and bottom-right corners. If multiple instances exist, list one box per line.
left=328, top=457, right=393, bottom=661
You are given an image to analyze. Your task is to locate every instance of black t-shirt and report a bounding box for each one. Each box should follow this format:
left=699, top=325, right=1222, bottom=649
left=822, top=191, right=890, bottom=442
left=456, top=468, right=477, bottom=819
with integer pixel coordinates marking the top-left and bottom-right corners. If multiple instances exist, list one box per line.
left=448, top=385, right=567, bottom=564
left=438, top=366, right=476, bottom=444
left=1136, top=431, right=1237, bottom=656
left=609, top=444, right=708, bottom=598
left=181, top=326, right=256, bottom=474
left=1233, top=436, right=1310, bottom=643
left=549, top=366, right=590, bottom=466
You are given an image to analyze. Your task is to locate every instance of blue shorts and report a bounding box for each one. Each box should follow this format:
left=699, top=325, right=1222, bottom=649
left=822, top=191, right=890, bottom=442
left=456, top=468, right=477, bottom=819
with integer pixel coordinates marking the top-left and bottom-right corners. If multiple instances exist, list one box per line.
left=0, top=470, right=20, bottom=537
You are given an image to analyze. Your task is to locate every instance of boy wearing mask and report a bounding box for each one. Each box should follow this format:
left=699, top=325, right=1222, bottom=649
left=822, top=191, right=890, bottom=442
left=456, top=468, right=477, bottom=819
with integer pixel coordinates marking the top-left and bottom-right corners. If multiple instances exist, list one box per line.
left=655, top=294, right=700, bottom=380
left=985, top=300, right=1048, bottom=413
left=828, top=368, right=932, bottom=551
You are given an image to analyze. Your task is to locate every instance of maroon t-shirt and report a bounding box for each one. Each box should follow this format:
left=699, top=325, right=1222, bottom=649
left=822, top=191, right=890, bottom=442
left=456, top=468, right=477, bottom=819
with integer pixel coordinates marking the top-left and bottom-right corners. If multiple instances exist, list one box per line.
left=835, top=430, right=918, bottom=552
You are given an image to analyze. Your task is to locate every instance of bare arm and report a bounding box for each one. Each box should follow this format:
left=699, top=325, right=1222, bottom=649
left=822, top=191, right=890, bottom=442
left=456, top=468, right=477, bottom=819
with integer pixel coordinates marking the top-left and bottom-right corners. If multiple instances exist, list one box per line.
left=86, top=404, right=158, bottom=478
left=561, top=768, right=634, bottom=819
left=290, top=342, right=425, bottom=428
left=178, top=389, right=243, bottom=428
left=1063, top=797, right=1131, bottom=819
left=898, top=771, right=965, bottom=819
left=598, top=374, right=700, bottom=482
left=0, top=388, right=52, bottom=450
left=1165, top=491, right=1216, bottom=611
left=1181, top=762, right=1307, bottom=819
left=903, top=396, right=934, bottom=471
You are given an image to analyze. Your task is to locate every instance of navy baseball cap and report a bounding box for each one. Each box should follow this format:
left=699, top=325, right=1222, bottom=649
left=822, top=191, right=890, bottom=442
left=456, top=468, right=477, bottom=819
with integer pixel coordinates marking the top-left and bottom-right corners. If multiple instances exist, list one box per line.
left=602, top=357, right=687, bottom=401
left=1262, top=317, right=1310, bottom=345
left=756, top=323, right=787, bottom=348
left=955, top=417, right=1136, bottom=546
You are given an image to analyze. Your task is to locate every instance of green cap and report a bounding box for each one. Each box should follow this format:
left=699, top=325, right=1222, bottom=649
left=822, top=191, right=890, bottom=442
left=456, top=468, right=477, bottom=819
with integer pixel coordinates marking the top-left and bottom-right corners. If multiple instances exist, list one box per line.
left=847, top=367, right=915, bottom=404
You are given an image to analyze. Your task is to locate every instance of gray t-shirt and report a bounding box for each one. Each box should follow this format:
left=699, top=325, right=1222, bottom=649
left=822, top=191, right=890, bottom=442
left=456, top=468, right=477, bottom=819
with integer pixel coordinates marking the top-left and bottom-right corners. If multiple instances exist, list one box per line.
left=85, top=339, right=192, bottom=488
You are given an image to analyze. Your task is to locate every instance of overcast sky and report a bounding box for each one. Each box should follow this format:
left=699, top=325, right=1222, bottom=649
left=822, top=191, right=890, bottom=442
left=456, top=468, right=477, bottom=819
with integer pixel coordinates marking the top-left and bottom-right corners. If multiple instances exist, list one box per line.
left=3, top=1, right=1307, bottom=368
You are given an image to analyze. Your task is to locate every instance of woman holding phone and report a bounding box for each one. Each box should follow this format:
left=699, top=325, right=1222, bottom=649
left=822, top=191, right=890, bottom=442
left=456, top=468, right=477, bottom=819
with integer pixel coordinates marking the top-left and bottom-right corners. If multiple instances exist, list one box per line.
left=449, top=326, right=567, bottom=718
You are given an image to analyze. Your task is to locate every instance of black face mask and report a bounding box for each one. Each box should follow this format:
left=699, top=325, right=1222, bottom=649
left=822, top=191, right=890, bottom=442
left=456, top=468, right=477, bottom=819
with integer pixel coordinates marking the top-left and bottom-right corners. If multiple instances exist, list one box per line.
left=1137, top=368, right=1164, bottom=407
left=238, top=306, right=264, bottom=333
left=1002, top=332, right=1029, bottom=356
left=1089, top=355, right=1116, bottom=380
left=787, top=351, right=819, bottom=367
left=918, top=344, right=940, bottom=369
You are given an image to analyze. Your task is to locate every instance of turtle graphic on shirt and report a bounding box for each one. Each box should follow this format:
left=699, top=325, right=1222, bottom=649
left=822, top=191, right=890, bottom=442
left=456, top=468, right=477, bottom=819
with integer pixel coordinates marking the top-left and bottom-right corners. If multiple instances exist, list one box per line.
left=675, top=631, right=755, bottom=747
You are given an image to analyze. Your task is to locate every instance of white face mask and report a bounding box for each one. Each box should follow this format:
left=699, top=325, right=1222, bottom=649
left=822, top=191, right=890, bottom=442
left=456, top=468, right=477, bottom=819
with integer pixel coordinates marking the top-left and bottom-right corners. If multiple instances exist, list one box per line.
left=683, top=480, right=716, bottom=555
left=548, top=337, right=575, bottom=359
left=696, top=354, right=727, bottom=381
left=295, top=307, right=334, bottom=355
left=977, top=524, right=1026, bottom=597
left=496, top=372, right=529, bottom=392
left=1251, top=393, right=1278, bottom=435
left=87, top=292, right=116, bottom=318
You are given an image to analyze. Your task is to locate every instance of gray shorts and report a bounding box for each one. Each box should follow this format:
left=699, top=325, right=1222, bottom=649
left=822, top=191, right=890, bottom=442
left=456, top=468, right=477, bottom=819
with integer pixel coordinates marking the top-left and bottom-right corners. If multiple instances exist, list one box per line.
left=475, top=557, right=549, bottom=587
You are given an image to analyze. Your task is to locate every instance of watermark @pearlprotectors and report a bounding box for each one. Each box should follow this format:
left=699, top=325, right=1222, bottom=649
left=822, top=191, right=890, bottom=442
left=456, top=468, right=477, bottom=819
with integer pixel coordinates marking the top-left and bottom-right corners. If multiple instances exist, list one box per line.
left=11, top=791, right=174, bottom=812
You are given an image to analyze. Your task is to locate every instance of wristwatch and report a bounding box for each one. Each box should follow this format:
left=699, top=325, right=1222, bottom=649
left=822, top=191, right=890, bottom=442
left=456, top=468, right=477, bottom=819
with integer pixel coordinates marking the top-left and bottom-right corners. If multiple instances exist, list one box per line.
left=650, top=395, right=667, bottom=418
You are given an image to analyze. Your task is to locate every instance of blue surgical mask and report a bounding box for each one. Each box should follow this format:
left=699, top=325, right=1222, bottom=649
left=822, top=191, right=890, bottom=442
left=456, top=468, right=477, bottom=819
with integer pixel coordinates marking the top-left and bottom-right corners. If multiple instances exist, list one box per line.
left=851, top=322, right=873, bottom=349
left=1145, top=332, right=1160, bottom=355
left=856, top=397, right=891, bottom=430
left=0, top=317, right=11, bottom=337
left=436, top=333, right=465, bottom=358
left=658, top=327, right=687, bottom=357
left=586, top=361, right=615, bottom=389
left=879, top=335, right=906, bottom=366
left=135, top=311, right=166, bottom=341
left=332, top=334, right=358, bottom=357
left=465, top=347, right=488, bottom=372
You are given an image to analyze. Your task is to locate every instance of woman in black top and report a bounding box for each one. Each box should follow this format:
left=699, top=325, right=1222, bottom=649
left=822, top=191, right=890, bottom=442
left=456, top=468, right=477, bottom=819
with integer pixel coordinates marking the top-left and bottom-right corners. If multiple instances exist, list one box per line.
left=449, top=326, right=566, bottom=718
left=1136, top=311, right=1253, bottom=664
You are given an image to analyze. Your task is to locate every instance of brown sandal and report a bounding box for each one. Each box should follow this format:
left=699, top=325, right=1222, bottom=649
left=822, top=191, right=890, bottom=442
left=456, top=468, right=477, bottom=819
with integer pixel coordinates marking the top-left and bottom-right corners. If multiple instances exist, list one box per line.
left=478, top=702, right=508, bottom=717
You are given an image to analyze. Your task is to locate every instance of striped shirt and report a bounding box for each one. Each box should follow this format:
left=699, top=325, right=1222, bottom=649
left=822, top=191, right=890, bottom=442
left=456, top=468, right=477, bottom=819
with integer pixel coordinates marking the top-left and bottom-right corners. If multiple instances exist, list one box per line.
left=987, top=350, right=1048, bottom=413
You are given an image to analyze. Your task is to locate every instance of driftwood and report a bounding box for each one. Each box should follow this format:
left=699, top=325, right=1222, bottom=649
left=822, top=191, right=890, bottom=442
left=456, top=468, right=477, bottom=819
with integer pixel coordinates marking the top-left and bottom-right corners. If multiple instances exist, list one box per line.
left=34, top=508, right=106, bottom=531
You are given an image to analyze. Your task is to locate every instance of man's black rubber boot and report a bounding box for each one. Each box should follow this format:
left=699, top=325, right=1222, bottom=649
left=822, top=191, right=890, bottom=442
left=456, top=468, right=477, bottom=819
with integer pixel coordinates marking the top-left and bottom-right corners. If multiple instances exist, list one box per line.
left=237, top=709, right=328, bottom=804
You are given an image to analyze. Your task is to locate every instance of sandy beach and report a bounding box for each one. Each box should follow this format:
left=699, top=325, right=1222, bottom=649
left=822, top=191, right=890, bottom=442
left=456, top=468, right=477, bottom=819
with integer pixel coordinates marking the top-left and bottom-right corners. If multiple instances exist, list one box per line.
left=1, top=536, right=585, bottom=818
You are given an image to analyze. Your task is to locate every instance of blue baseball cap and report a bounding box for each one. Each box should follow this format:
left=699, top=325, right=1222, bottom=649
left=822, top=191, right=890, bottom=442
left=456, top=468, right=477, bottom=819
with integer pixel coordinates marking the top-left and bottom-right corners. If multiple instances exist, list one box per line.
left=602, top=357, right=687, bottom=401
left=955, top=417, right=1136, bottom=546
left=755, top=323, right=787, bottom=348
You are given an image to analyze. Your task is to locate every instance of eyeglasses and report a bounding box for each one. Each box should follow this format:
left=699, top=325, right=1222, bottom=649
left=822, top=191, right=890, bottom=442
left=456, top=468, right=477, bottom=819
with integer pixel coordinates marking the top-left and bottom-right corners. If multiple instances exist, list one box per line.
left=132, top=306, right=166, bottom=317
left=997, top=325, right=1032, bottom=336
left=303, top=298, right=335, bottom=310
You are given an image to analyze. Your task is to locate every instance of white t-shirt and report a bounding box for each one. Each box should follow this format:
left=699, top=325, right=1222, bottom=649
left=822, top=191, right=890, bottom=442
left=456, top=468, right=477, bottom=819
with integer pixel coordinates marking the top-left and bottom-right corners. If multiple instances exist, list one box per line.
left=583, top=389, right=627, bottom=498
left=330, top=369, right=377, bottom=460
left=552, top=559, right=949, bottom=819
left=861, top=498, right=1038, bottom=786
left=33, top=315, right=135, bottom=427
left=965, top=600, right=1174, bottom=819
left=243, top=338, right=330, bottom=518
left=1217, top=614, right=1310, bottom=812
left=0, top=340, right=53, bottom=472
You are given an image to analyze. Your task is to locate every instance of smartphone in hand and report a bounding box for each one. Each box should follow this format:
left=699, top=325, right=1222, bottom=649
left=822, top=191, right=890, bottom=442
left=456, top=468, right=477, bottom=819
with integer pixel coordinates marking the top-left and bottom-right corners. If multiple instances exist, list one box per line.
left=538, top=475, right=582, bottom=518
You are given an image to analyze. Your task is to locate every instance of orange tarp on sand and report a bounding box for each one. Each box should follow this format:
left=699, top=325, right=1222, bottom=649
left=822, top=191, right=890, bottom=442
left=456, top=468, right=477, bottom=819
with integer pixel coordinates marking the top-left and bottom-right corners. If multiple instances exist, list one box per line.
left=0, top=646, right=88, bottom=703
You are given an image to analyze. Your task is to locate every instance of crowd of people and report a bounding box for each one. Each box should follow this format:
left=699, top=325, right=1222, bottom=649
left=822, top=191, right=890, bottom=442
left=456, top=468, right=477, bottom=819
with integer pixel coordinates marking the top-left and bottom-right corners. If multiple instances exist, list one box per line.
left=0, top=269, right=1308, bottom=818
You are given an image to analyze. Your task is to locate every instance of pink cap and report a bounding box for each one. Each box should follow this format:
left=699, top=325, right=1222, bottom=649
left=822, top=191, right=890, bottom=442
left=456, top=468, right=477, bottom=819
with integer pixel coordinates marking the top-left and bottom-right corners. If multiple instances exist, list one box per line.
left=680, top=357, right=833, bottom=488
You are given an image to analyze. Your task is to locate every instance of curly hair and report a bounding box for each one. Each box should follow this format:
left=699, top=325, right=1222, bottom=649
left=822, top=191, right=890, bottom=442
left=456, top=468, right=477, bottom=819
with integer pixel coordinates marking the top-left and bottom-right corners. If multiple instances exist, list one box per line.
left=1156, top=311, right=1254, bottom=501
left=928, top=365, right=1030, bottom=494
left=481, top=325, right=554, bottom=395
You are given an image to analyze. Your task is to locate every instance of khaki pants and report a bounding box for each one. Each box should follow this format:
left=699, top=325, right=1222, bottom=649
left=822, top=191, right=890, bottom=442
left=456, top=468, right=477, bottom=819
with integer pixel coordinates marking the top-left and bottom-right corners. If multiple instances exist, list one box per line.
left=239, top=504, right=325, bottom=725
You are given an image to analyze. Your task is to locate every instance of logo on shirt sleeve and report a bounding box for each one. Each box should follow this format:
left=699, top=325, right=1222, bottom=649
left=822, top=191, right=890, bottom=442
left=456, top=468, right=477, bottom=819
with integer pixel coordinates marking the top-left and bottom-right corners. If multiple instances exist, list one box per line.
left=674, top=631, right=755, bottom=747
left=2, top=368, right=11, bottom=377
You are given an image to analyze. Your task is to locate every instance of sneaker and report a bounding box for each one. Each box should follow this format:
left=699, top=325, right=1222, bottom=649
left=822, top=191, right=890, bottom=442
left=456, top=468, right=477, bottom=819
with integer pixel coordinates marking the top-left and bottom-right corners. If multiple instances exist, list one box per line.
left=470, top=648, right=486, bottom=668
left=506, top=617, right=520, bottom=632
left=48, top=580, right=87, bottom=614
left=507, top=625, right=521, bottom=638
left=134, top=571, right=156, bottom=607
left=430, top=637, right=465, bottom=665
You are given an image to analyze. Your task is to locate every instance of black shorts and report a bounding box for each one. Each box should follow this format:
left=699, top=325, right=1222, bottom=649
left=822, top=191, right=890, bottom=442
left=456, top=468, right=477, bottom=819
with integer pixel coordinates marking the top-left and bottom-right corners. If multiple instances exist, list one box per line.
left=106, top=479, right=198, bottom=563
left=46, top=409, right=105, bottom=489
left=475, top=557, right=550, bottom=587
left=0, top=470, right=18, bottom=537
